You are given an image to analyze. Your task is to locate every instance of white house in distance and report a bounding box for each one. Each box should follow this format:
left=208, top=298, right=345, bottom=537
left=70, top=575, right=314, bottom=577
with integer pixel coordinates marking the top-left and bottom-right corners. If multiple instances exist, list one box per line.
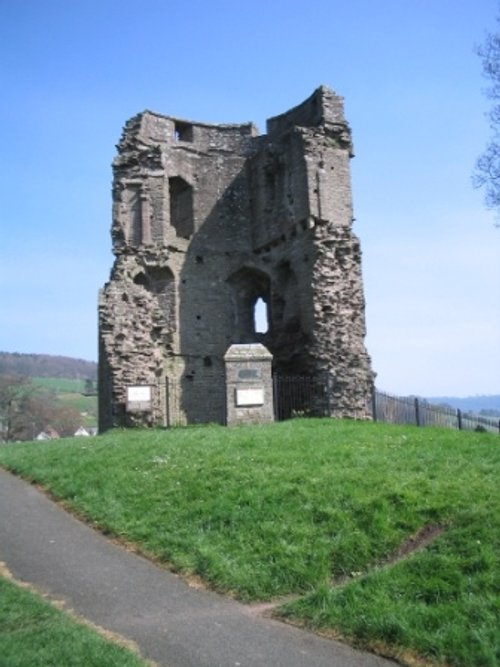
left=36, top=426, right=60, bottom=441
left=35, top=426, right=97, bottom=440
left=74, top=426, right=91, bottom=437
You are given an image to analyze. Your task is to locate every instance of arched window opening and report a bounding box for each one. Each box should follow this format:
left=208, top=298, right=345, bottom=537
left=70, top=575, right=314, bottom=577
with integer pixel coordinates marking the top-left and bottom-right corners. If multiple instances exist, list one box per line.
left=254, top=297, right=269, bottom=334
left=227, top=267, right=271, bottom=343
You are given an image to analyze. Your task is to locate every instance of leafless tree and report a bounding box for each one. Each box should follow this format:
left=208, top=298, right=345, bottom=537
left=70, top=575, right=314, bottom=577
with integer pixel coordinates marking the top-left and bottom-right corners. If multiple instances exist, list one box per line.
left=474, top=14, right=500, bottom=223
left=0, top=375, right=81, bottom=441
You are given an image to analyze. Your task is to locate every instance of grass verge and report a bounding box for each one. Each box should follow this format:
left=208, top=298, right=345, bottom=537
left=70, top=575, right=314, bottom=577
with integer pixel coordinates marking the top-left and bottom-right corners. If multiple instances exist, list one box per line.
left=0, top=419, right=498, bottom=666
left=0, top=573, right=151, bottom=667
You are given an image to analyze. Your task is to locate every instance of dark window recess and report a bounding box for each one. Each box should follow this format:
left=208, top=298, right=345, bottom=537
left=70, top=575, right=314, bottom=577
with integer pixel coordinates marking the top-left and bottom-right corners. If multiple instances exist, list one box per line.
left=133, top=272, right=148, bottom=287
left=173, top=121, right=193, bottom=142
left=169, top=176, right=194, bottom=239
left=203, top=356, right=212, bottom=367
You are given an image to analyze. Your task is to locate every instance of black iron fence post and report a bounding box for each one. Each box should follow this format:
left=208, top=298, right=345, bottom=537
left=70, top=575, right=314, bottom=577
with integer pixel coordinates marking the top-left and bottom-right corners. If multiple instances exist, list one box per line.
left=165, top=378, right=170, bottom=428
left=372, top=387, right=377, bottom=422
left=326, top=373, right=334, bottom=416
left=273, top=374, right=279, bottom=421
left=414, top=397, right=421, bottom=427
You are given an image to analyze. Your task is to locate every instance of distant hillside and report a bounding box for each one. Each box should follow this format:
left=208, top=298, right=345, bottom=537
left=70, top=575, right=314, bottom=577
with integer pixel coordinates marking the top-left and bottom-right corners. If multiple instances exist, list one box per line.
left=427, top=394, right=500, bottom=415
left=0, top=352, right=97, bottom=380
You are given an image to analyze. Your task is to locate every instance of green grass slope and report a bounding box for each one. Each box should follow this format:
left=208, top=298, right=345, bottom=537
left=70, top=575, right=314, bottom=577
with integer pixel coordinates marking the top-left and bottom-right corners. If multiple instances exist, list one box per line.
left=0, top=575, right=150, bottom=667
left=0, top=419, right=498, bottom=666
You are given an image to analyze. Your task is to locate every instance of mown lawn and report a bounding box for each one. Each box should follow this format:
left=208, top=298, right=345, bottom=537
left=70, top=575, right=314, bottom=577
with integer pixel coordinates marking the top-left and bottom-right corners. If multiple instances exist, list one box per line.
left=0, top=574, right=150, bottom=667
left=0, top=419, right=498, bottom=667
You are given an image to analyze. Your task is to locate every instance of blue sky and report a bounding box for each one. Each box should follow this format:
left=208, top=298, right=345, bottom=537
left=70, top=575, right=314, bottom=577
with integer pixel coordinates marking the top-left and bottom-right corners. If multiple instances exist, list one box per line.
left=1, top=0, right=499, bottom=398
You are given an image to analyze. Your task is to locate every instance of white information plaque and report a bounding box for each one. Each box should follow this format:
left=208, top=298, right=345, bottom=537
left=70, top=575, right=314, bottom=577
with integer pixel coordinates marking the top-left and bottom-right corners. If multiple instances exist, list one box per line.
left=127, top=386, right=152, bottom=402
left=127, top=385, right=152, bottom=411
left=236, top=388, right=264, bottom=407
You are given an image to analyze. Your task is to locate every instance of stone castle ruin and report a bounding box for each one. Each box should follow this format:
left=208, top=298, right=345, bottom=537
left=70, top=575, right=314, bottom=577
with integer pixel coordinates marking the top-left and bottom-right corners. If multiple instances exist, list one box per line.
left=98, top=86, right=374, bottom=430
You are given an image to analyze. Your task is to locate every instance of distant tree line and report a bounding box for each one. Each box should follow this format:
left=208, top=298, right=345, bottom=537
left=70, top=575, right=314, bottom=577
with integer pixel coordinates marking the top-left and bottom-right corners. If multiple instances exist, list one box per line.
left=429, top=394, right=500, bottom=415
left=0, top=352, right=97, bottom=380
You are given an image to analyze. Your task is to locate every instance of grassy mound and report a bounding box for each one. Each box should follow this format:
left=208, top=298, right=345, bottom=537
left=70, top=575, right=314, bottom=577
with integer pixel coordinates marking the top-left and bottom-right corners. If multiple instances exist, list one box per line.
left=1, top=419, right=498, bottom=666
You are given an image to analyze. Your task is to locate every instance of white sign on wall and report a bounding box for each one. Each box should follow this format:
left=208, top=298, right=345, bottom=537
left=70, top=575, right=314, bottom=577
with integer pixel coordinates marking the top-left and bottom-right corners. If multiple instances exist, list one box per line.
left=235, top=388, right=264, bottom=407
left=127, top=385, right=153, bottom=411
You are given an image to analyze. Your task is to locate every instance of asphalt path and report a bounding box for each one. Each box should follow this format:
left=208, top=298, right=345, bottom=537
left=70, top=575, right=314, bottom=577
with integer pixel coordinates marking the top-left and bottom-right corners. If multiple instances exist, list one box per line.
left=0, top=468, right=398, bottom=667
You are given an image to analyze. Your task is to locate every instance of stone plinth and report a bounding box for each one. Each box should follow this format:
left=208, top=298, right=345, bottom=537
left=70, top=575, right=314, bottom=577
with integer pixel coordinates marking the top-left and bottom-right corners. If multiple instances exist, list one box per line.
left=224, top=344, right=274, bottom=426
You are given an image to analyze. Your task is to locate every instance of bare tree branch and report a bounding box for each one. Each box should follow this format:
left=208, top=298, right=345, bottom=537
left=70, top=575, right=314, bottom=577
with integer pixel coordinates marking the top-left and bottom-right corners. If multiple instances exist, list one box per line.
left=474, top=13, right=500, bottom=224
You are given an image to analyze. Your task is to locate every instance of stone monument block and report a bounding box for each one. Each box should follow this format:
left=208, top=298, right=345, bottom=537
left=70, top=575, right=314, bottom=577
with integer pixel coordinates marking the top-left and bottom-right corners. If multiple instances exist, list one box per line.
left=224, top=344, right=274, bottom=426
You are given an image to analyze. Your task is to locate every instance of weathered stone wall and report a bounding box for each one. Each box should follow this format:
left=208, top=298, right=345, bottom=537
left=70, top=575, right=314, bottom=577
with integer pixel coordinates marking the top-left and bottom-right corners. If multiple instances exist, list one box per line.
left=99, top=86, right=374, bottom=430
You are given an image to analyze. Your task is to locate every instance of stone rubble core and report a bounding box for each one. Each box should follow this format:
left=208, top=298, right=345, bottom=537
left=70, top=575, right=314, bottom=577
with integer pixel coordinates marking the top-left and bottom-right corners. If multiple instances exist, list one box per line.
left=98, top=86, right=375, bottom=430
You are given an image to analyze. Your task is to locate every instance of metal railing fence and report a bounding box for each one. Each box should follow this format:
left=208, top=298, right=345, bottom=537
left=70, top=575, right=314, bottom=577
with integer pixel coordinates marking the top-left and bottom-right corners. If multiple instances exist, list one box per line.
left=272, top=375, right=499, bottom=434
left=160, top=373, right=499, bottom=434
left=371, top=390, right=499, bottom=434
left=273, top=374, right=332, bottom=421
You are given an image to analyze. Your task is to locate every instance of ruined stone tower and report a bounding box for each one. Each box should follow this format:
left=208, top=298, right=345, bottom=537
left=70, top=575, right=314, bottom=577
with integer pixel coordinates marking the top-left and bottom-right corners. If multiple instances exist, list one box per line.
left=99, top=86, right=374, bottom=430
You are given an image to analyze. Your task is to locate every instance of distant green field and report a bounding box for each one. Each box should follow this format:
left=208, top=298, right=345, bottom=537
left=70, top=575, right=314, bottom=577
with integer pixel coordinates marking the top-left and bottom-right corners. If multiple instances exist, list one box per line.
left=32, top=377, right=97, bottom=426
left=61, top=393, right=97, bottom=417
left=32, top=377, right=87, bottom=393
left=0, top=419, right=498, bottom=667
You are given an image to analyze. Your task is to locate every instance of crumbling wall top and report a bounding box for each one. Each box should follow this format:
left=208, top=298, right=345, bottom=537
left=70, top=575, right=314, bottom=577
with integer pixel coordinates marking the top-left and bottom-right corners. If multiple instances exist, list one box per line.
left=266, top=85, right=348, bottom=137
left=116, top=110, right=259, bottom=156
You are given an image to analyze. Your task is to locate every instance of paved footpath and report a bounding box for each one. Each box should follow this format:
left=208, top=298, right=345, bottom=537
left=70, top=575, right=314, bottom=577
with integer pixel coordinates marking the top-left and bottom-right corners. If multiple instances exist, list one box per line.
left=0, top=469, right=398, bottom=667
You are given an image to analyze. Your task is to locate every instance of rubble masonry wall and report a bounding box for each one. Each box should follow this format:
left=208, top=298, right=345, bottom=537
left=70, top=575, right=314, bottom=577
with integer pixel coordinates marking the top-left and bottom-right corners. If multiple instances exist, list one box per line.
left=98, top=86, right=374, bottom=430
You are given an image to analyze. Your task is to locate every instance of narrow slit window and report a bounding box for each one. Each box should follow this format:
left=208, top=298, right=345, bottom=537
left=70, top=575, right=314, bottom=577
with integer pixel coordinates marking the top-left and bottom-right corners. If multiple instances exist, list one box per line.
left=254, top=297, right=269, bottom=334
